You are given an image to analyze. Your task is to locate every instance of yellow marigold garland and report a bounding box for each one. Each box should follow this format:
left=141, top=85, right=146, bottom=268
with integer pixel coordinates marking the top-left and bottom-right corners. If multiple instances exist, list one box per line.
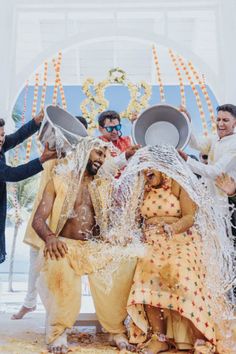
left=80, top=68, right=152, bottom=131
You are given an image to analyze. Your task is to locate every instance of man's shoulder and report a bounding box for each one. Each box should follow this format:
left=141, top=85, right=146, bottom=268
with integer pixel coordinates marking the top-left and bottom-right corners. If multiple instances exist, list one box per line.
left=217, top=133, right=236, bottom=147
left=226, top=133, right=236, bottom=143
left=120, top=135, right=131, bottom=143
left=98, top=135, right=107, bottom=142
left=118, top=136, right=132, bottom=147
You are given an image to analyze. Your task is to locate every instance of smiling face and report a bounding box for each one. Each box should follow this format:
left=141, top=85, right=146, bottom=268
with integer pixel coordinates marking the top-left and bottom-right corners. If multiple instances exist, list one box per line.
left=216, top=110, right=236, bottom=139
left=144, top=169, right=162, bottom=188
left=99, top=118, right=121, bottom=142
left=0, top=126, right=5, bottom=152
left=86, top=147, right=107, bottom=175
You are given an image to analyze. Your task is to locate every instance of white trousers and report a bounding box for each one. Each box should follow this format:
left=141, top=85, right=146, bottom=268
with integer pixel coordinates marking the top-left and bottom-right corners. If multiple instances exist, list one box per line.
left=23, top=246, right=39, bottom=308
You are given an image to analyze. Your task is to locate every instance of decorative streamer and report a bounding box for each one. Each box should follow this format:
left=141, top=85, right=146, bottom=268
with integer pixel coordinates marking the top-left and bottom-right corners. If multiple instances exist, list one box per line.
left=40, top=61, right=48, bottom=110
left=152, top=45, right=165, bottom=102
left=52, top=53, right=61, bottom=105
left=178, top=56, right=208, bottom=136
left=168, top=49, right=186, bottom=108
left=11, top=82, right=29, bottom=228
left=35, top=72, right=44, bottom=155
left=52, top=51, right=67, bottom=109
left=188, top=61, right=217, bottom=133
left=12, top=183, right=21, bottom=226
left=25, top=73, right=40, bottom=161
left=34, top=61, right=49, bottom=156
left=13, top=81, right=29, bottom=165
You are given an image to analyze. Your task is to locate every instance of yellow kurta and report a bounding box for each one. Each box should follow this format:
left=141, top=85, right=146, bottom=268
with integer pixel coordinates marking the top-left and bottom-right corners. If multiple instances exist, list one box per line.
left=127, top=177, right=216, bottom=350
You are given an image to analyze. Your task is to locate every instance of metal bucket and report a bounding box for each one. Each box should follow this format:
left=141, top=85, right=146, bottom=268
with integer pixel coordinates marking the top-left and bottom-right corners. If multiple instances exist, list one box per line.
left=38, top=105, right=88, bottom=151
left=132, top=104, right=191, bottom=149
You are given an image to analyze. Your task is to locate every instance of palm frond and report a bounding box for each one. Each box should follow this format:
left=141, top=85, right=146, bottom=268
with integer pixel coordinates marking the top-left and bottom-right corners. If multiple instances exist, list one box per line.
left=7, top=175, right=40, bottom=218
left=11, top=106, right=23, bottom=125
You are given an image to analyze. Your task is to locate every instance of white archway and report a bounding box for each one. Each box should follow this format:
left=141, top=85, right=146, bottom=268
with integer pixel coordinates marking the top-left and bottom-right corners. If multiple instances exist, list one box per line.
left=11, top=30, right=220, bottom=114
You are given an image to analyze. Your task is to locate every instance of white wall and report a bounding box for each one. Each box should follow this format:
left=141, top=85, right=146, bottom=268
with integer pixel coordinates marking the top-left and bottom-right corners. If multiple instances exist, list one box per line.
left=1, top=0, right=236, bottom=130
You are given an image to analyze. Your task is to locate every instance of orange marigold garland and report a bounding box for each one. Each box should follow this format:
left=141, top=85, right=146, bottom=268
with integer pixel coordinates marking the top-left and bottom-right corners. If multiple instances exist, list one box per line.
left=12, top=183, right=22, bottom=226
left=168, top=49, right=186, bottom=108
left=40, top=61, right=48, bottom=110
left=178, top=55, right=208, bottom=137
left=25, top=73, right=39, bottom=162
left=13, top=81, right=29, bottom=165
left=52, top=55, right=60, bottom=106
left=12, top=82, right=29, bottom=225
left=152, top=45, right=165, bottom=103
left=188, top=61, right=216, bottom=134
left=52, top=51, right=67, bottom=109
left=35, top=61, right=49, bottom=155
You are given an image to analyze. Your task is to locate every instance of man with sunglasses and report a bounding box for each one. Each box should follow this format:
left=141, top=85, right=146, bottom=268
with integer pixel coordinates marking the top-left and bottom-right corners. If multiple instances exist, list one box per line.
left=98, top=110, right=139, bottom=170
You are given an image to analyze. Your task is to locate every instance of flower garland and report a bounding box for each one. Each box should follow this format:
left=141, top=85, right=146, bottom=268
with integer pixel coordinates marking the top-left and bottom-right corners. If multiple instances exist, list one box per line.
left=13, top=81, right=28, bottom=165
left=108, top=67, right=126, bottom=84
left=12, top=183, right=22, bottom=226
left=80, top=78, right=109, bottom=133
left=168, top=49, right=186, bottom=108
left=80, top=68, right=152, bottom=131
left=12, top=82, right=29, bottom=225
left=152, top=45, right=165, bottom=102
left=178, top=55, right=209, bottom=137
left=120, top=81, right=152, bottom=119
left=52, top=55, right=60, bottom=106
left=52, top=51, right=67, bottom=109
left=35, top=62, right=49, bottom=156
left=40, top=61, right=48, bottom=110
left=25, top=73, right=39, bottom=162
left=188, top=61, right=216, bottom=134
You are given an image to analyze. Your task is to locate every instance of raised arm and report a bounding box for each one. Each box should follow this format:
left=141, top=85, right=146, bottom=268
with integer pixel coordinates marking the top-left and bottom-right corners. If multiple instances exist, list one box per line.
left=0, top=158, right=43, bottom=182
left=178, top=106, right=212, bottom=154
left=0, top=143, right=57, bottom=182
left=4, top=110, right=44, bottom=152
left=186, top=154, right=236, bottom=180
left=189, top=133, right=212, bottom=154
left=32, top=179, right=68, bottom=260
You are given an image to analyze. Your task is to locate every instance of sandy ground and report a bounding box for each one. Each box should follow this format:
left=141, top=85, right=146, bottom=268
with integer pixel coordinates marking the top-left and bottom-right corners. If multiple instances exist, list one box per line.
left=0, top=311, right=120, bottom=353
left=0, top=311, right=185, bottom=354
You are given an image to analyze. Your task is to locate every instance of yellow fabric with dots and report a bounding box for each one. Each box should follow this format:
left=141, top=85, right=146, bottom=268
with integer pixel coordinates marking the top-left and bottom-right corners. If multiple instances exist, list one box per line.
left=127, top=176, right=216, bottom=351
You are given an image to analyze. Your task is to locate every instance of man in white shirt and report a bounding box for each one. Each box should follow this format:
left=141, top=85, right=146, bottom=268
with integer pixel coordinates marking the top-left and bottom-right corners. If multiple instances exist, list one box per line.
left=179, top=104, right=236, bottom=199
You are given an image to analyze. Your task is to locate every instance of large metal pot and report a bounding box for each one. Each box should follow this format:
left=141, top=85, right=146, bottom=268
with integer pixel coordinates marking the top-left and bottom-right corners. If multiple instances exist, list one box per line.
left=132, top=104, right=191, bottom=149
left=38, top=105, right=88, bottom=151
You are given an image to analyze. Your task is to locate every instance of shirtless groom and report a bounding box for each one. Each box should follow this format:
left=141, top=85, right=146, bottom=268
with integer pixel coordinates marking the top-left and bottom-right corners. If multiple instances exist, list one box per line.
left=32, top=139, right=136, bottom=353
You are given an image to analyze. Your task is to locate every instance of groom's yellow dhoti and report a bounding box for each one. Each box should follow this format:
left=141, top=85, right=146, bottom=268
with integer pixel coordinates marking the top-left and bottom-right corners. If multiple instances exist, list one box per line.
left=38, top=238, right=136, bottom=344
left=36, top=175, right=136, bottom=345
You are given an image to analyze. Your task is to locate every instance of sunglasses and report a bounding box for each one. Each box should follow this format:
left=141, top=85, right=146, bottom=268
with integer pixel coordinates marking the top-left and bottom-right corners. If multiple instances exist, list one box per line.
left=104, top=124, right=122, bottom=133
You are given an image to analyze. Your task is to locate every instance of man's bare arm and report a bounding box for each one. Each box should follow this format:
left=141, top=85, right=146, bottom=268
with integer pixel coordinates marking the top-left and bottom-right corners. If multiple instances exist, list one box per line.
left=32, top=179, right=56, bottom=242
left=32, top=179, right=68, bottom=260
